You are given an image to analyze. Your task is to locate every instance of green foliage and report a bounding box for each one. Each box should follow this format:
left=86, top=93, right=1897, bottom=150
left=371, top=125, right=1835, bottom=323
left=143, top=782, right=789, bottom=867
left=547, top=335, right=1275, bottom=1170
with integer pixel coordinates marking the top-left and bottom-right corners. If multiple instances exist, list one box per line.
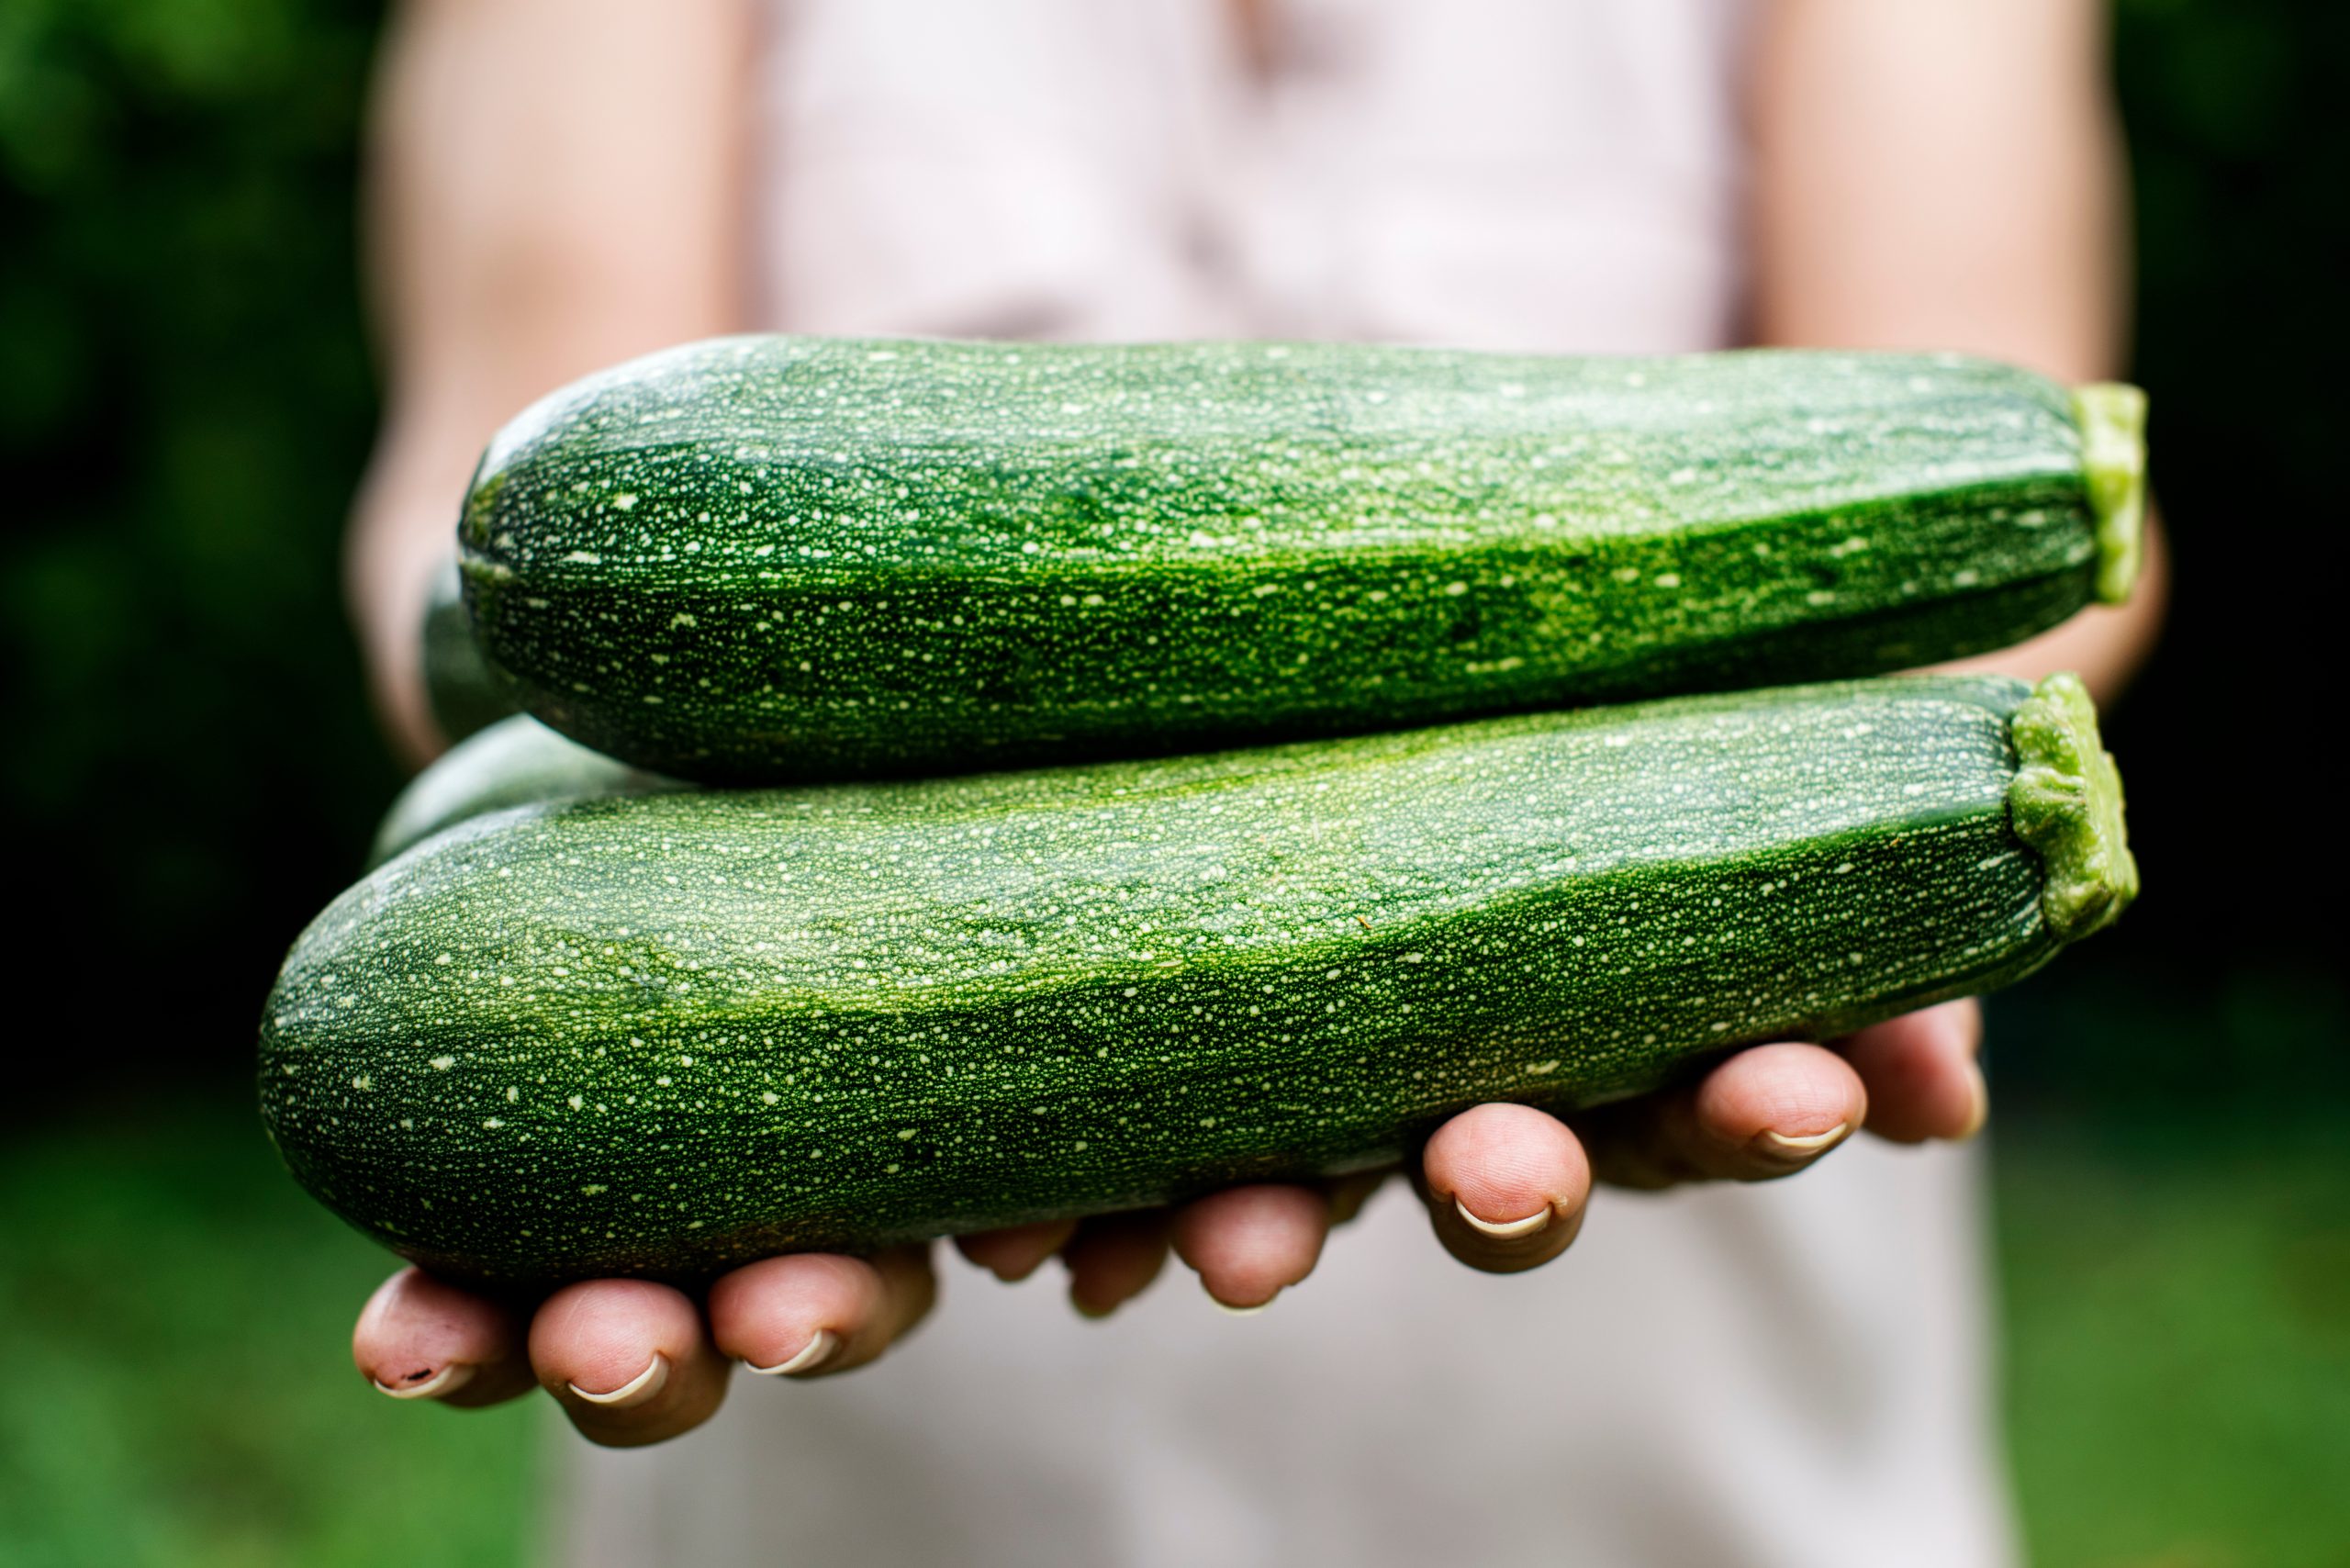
left=0, top=1096, right=537, bottom=1568
left=1, top=0, right=397, bottom=1086
left=1999, top=1115, right=2350, bottom=1568
left=2094, top=0, right=2346, bottom=988
left=1979, top=0, right=2350, bottom=1115
left=3, top=1096, right=2342, bottom=1566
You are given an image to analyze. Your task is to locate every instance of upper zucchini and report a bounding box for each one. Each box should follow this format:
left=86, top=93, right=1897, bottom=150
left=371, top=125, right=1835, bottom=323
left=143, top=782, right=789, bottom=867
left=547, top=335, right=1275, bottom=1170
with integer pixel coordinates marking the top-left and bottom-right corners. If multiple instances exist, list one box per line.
left=460, top=336, right=2146, bottom=783
left=420, top=556, right=519, bottom=745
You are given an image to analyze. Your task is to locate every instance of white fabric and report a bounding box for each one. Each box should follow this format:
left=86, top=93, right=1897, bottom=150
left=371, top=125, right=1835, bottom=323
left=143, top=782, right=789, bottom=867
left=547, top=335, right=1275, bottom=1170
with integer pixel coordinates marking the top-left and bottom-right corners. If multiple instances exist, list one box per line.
left=748, top=0, right=1748, bottom=354
left=556, top=4, right=2021, bottom=1563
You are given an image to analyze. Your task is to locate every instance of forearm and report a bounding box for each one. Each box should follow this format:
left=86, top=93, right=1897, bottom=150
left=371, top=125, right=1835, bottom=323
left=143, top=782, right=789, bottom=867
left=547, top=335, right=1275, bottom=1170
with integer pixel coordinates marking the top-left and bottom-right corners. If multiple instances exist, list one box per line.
left=351, top=0, right=752, bottom=761
left=1749, top=0, right=2165, bottom=703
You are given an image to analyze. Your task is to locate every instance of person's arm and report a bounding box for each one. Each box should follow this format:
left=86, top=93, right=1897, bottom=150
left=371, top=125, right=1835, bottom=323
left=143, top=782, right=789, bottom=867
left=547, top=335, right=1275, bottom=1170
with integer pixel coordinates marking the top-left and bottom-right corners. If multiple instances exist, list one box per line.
left=1750, top=0, right=2167, bottom=701
left=347, top=0, right=751, bottom=764
left=347, top=0, right=2144, bottom=1450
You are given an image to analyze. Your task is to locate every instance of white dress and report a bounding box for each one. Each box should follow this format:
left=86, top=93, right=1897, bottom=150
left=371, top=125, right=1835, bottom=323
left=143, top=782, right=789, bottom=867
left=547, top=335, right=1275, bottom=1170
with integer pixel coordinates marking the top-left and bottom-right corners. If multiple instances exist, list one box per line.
left=558, top=4, right=2020, bottom=1563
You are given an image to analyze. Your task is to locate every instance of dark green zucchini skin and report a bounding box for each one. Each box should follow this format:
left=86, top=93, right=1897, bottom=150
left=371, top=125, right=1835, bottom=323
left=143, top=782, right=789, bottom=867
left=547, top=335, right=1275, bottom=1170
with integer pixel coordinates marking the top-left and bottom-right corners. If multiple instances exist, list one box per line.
left=420, top=557, right=519, bottom=745
left=259, top=675, right=2132, bottom=1285
left=461, top=336, right=2143, bottom=783
left=369, top=714, right=680, bottom=869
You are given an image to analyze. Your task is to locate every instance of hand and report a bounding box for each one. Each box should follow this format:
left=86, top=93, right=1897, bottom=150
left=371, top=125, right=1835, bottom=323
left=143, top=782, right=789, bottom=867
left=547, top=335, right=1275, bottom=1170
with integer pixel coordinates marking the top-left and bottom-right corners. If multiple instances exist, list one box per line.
left=352, top=1000, right=1986, bottom=1445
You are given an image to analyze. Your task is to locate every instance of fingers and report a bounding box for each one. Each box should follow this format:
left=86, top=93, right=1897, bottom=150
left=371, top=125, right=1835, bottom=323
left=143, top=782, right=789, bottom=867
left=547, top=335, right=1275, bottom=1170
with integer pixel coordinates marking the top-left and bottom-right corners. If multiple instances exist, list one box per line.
left=1046, top=1169, right=1389, bottom=1320
left=353, top=1267, right=536, bottom=1408
left=1169, top=1184, right=1329, bottom=1312
left=528, top=1279, right=732, bottom=1447
left=955, top=1218, right=1080, bottom=1283
left=1416, top=1103, right=1592, bottom=1274
left=708, top=1245, right=937, bottom=1382
left=1838, top=999, right=1988, bottom=1144
left=1578, top=1041, right=1867, bottom=1189
left=1061, top=1209, right=1174, bottom=1317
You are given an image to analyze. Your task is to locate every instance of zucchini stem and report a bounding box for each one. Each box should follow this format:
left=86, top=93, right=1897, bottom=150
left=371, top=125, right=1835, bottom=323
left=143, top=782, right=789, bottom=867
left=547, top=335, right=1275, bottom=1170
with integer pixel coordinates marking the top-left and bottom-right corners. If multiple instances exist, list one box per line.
left=2009, top=671, right=2139, bottom=943
left=2072, top=383, right=2148, bottom=606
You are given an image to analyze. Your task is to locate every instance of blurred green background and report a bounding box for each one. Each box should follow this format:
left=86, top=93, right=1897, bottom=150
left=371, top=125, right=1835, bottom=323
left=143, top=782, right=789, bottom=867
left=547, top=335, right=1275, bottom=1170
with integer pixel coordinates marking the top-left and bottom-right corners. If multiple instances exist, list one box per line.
left=1, top=1, right=2344, bottom=1563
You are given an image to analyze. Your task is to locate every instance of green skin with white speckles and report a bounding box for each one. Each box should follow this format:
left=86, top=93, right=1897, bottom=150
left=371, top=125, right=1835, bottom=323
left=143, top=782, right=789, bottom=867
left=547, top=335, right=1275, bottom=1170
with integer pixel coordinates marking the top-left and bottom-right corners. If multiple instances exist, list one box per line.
left=367, top=714, right=679, bottom=870
left=420, top=557, right=521, bottom=745
left=260, top=673, right=2133, bottom=1285
left=460, top=337, right=2143, bottom=784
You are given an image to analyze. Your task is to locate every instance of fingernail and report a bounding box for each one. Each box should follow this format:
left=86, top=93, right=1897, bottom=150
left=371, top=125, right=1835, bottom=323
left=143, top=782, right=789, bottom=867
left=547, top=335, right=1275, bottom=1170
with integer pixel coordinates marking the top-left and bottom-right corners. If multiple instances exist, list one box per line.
left=1211, top=1296, right=1272, bottom=1317
left=1955, top=1063, right=1990, bottom=1141
left=567, top=1353, right=669, bottom=1407
left=1452, top=1195, right=1553, bottom=1241
left=747, top=1329, right=839, bottom=1377
left=1754, top=1122, right=1852, bottom=1163
left=373, top=1362, right=474, bottom=1401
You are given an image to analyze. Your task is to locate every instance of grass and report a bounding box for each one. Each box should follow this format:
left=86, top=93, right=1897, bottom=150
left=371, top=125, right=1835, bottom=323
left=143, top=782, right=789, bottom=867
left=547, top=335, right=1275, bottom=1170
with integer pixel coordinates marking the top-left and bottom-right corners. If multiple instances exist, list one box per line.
left=1994, top=1115, right=2350, bottom=1568
left=2, top=1095, right=2344, bottom=1567
left=0, top=1096, right=538, bottom=1568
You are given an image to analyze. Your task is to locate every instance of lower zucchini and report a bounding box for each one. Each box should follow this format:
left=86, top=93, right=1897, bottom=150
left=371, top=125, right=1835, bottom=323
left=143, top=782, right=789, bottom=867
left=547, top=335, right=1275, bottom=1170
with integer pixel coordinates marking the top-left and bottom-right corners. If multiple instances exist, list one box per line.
left=260, top=673, right=2134, bottom=1283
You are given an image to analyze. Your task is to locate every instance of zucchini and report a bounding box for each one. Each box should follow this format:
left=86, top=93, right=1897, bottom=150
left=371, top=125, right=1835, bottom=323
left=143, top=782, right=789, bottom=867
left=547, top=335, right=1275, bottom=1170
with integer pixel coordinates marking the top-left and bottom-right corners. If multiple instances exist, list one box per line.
left=261, top=673, right=2133, bottom=1284
left=369, top=714, right=678, bottom=869
left=461, top=336, right=2147, bottom=783
left=421, top=556, right=519, bottom=744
